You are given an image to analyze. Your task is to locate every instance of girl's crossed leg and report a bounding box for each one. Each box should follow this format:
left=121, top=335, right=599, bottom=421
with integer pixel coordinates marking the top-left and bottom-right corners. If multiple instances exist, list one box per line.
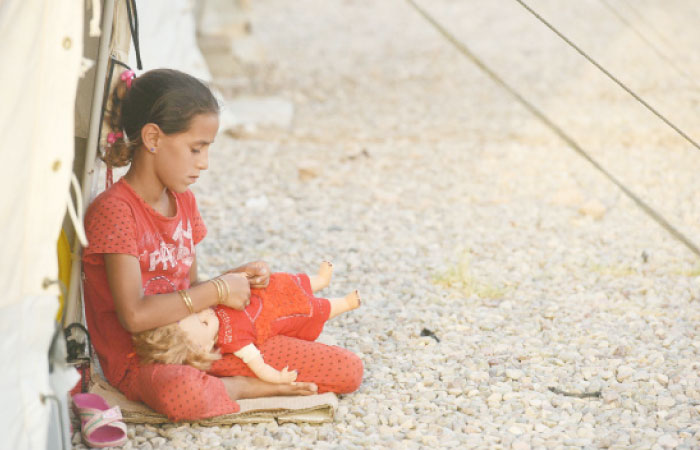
left=118, top=361, right=319, bottom=422
left=208, top=335, right=363, bottom=394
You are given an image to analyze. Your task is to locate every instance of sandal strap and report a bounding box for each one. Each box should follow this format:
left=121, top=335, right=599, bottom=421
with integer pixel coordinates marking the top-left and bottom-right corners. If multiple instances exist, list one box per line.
left=82, top=406, right=125, bottom=437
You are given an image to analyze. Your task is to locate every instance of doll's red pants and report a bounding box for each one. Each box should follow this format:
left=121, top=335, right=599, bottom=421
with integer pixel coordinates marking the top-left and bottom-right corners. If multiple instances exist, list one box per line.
left=115, top=335, right=363, bottom=421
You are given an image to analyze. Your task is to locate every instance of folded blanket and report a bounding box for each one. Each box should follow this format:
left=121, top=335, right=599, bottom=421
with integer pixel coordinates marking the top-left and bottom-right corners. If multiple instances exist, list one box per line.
left=89, top=373, right=338, bottom=425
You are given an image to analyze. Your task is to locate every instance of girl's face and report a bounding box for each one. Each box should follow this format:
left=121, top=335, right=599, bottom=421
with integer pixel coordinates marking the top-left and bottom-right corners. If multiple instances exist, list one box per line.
left=178, top=307, right=219, bottom=352
left=154, top=113, right=219, bottom=193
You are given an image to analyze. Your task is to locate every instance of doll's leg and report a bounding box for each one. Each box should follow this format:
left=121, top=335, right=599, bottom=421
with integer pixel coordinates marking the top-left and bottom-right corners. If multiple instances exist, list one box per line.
left=328, top=290, right=361, bottom=320
left=309, top=261, right=333, bottom=292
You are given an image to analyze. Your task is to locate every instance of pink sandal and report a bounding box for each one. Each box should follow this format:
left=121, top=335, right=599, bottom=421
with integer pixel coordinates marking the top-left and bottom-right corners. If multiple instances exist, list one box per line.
left=72, top=393, right=128, bottom=448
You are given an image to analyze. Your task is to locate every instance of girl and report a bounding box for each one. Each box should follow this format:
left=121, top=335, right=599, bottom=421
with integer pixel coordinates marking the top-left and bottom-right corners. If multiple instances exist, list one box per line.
left=82, top=69, right=363, bottom=422
left=132, top=263, right=361, bottom=384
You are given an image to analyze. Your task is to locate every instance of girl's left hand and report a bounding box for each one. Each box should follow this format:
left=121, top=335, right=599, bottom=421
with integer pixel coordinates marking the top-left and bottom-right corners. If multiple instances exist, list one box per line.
left=243, top=261, right=270, bottom=289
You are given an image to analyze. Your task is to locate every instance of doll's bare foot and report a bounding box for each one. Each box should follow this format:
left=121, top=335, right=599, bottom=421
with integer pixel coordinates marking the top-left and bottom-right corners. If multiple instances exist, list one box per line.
left=328, top=290, right=361, bottom=319
left=310, top=261, right=333, bottom=292
left=345, top=290, right=361, bottom=309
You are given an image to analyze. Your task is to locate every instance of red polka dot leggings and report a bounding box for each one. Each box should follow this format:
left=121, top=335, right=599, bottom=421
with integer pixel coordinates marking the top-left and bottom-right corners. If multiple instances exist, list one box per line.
left=208, top=335, right=364, bottom=393
left=116, top=336, right=363, bottom=422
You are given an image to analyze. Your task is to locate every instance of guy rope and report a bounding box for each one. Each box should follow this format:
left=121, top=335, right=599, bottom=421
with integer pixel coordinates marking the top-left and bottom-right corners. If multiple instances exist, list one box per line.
left=597, top=0, right=700, bottom=91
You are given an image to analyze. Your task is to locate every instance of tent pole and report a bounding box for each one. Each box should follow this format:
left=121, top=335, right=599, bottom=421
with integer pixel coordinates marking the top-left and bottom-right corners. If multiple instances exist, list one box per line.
left=64, top=0, right=115, bottom=327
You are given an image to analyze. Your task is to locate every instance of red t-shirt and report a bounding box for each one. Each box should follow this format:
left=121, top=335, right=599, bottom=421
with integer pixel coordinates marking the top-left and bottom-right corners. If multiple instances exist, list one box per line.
left=82, top=178, right=207, bottom=385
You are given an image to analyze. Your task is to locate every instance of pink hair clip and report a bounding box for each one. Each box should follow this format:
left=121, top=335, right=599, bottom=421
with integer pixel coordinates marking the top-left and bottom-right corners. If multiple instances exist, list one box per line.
left=120, top=69, right=135, bottom=89
left=106, top=131, right=123, bottom=145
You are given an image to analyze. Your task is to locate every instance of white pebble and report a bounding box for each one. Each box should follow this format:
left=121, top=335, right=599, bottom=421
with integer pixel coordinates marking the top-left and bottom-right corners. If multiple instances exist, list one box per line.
left=616, top=366, right=635, bottom=382
left=656, top=434, right=679, bottom=448
left=506, top=369, right=524, bottom=380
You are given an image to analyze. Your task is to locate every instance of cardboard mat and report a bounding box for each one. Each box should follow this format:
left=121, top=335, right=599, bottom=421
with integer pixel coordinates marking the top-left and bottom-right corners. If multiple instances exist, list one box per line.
left=89, top=374, right=338, bottom=425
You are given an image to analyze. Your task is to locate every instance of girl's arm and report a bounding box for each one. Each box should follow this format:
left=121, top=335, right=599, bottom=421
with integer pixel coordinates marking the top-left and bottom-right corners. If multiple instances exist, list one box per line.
left=104, top=253, right=250, bottom=333
left=189, top=253, right=200, bottom=286
left=234, top=344, right=298, bottom=384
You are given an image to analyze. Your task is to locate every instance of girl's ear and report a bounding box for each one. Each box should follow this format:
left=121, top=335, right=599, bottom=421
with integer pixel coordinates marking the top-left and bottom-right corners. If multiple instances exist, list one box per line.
left=141, top=123, right=161, bottom=151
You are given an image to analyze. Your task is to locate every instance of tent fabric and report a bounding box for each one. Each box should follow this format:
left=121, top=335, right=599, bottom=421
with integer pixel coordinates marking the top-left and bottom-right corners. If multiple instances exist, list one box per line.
left=0, top=0, right=84, bottom=449
left=75, top=0, right=211, bottom=140
left=0, top=297, right=66, bottom=450
left=124, top=0, right=241, bottom=131
left=127, top=0, right=212, bottom=81
left=64, top=0, right=133, bottom=327
left=75, top=0, right=131, bottom=140
left=0, top=0, right=83, bottom=305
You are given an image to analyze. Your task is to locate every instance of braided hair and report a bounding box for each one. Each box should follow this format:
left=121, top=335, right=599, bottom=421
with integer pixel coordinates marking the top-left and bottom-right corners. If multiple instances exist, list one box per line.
left=103, top=68, right=220, bottom=167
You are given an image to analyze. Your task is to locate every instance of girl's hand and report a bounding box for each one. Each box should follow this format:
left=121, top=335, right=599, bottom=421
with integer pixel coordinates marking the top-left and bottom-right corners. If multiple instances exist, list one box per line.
left=243, top=261, right=271, bottom=289
left=219, top=273, right=251, bottom=310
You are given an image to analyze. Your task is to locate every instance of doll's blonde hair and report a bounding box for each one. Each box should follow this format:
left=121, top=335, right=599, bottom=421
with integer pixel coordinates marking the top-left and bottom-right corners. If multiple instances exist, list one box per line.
left=132, top=323, right=221, bottom=371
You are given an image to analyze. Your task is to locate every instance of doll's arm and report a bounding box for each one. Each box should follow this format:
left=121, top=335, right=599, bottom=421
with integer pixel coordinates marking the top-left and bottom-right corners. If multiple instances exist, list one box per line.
left=234, top=344, right=298, bottom=384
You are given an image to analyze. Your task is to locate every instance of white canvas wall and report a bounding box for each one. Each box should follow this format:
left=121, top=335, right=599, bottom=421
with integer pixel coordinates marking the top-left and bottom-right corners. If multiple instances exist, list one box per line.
left=0, top=0, right=83, bottom=448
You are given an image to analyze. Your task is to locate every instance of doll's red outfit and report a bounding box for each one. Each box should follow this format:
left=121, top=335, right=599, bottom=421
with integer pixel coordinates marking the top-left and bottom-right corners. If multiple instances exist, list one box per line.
left=214, top=272, right=330, bottom=353
left=208, top=275, right=361, bottom=391
left=83, top=178, right=362, bottom=421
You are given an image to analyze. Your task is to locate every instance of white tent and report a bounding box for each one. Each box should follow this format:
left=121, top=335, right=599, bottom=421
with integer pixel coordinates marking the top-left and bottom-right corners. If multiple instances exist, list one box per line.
left=0, top=1, right=215, bottom=448
left=0, top=0, right=84, bottom=448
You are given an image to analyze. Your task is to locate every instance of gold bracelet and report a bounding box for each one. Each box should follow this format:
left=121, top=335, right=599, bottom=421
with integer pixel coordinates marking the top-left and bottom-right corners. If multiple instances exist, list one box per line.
left=177, top=289, right=195, bottom=314
left=210, top=278, right=224, bottom=304
left=218, top=277, right=230, bottom=303
left=213, top=277, right=230, bottom=304
left=211, top=278, right=222, bottom=304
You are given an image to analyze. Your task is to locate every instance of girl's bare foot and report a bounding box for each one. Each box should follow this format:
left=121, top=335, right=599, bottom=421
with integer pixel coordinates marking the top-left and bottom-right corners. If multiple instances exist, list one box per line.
left=310, top=261, right=333, bottom=292
left=328, top=290, right=361, bottom=319
left=222, top=376, right=318, bottom=400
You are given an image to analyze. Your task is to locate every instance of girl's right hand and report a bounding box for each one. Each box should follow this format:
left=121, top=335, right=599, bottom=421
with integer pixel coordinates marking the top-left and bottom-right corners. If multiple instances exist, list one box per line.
left=219, top=273, right=251, bottom=310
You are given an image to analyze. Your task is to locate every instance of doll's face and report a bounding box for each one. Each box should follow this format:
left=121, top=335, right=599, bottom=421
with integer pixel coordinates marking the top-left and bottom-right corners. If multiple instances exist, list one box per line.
left=178, top=308, right=219, bottom=352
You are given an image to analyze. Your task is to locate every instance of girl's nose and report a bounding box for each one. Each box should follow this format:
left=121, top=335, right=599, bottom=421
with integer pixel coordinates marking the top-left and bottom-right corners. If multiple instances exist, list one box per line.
left=197, top=151, right=209, bottom=170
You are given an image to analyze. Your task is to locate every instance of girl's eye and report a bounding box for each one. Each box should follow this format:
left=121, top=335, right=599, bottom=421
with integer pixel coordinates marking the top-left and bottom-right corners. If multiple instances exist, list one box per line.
left=191, top=148, right=201, bottom=154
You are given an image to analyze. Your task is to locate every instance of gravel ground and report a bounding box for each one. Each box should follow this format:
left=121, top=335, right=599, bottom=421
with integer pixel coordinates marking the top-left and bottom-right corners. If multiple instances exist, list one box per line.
left=75, top=0, right=700, bottom=448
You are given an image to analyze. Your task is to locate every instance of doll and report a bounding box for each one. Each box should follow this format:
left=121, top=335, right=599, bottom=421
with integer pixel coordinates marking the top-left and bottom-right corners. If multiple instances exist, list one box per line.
left=132, top=262, right=361, bottom=383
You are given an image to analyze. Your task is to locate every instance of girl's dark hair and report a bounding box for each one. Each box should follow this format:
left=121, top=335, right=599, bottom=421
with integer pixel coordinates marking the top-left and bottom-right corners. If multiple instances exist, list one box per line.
left=104, top=68, right=220, bottom=167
